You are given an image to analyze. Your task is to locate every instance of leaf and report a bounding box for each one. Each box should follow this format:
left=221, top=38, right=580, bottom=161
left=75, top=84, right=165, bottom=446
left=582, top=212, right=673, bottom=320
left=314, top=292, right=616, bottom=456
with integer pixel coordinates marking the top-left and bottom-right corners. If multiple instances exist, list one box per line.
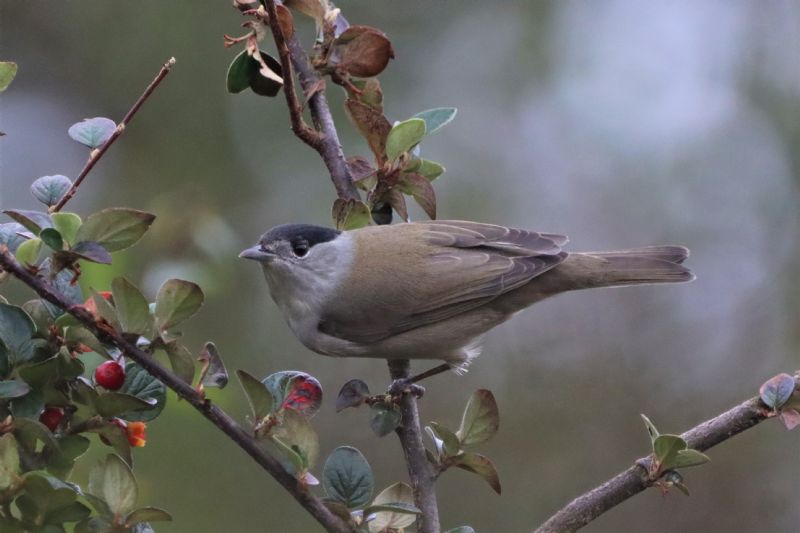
left=366, top=481, right=418, bottom=533
left=413, top=107, right=457, bottom=136
left=0, top=61, right=17, bottom=92
left=428, top=422, right=460, bottom=457
left=780, top=408, right=800, bottom=430
left=759, top=373, right=796, bottom=410
left=0, top=222, right=28, bottom=253
left=226, top=50, right=252, bottom=94
left=154, top=278, right=204, bottom=330
left=344, top=98, right=392, bottom=162
left=70, top=241, right=112, bottom=264
left=47, top=434, right=91, bottom=478
left=369, top=404, right=401, bottom=437
left=11, top=387, right=44, bottom=418
left=15, top=237, right=41, bottom=265
left=336, top=379, right=370, bottom=412
left=164, top=343, right=195, bottom=385
left=125, top=507, right=172, bottom=525
left=0, top=303, right=36, bottom=365
left=640, top=414, right=660, bottom=445
left=68, top=117, right=116, bottom=149
left=322, top=446, right=374, bottom=509
left=88, top=454, right=138, bottom=517
left=273, top=408, right=319, bottom=470
left=283, top=0, right=326, bottom=23
left=456, top=389, right=499, bottom=446
left=94, top=392, right=156, bottom=418
left=90, top=288, right=121, bottom=331
left=384, top=190, right=408, bottom=222
left=667, top=448, right=711, bottom=470
left=262, top=371, right=322, bottom=417
left=30, top=175, right=72, bottom=208
left=398, top=173, right=437, bottom=219
left=652, top=434, right=687, bottom=471
left=118, top=363, right=166, bottom=422
left=41, top=258, right=84, bottom=317
left=198, top=342, right=228, bottom=388
left=445, top=527, right=476, bottom=533
left=236, top=369, right=273, bottom=421
left=347, top=156, right=377, bottom=185
left=453, top=452, right=502, bottom=494
left=332, top=198, right=371, bottom=230
left=405, top=159, right=445, bottom=181
left=111, top=278, right=153, bottom=336
left=39, top=228, right=64, bottom=251
left=386, top=118, right=426, bottom=161
left=251, top=51, right=284, bottom=97
left=3, top=209, right=53, bottom=234
left=0, top=380, right=30, bottom=399
left=332, top=25, right=394, bottom=78
left=51, top=212, right=82, bottom=245
left=64, top=326, right=109, bottom=357
left=0, top=433, right=20, bottom=490
left=96, top=424, right=132, bottom=467
left=75, top=208, right=155, bottom=252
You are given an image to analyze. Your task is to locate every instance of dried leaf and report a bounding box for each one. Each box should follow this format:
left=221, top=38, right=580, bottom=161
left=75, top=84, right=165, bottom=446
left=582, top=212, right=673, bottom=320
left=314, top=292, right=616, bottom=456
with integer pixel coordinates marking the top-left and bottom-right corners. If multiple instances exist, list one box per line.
left=344, top=98, right=391, bottom=163
left=398, top=173, right=436, bottom=219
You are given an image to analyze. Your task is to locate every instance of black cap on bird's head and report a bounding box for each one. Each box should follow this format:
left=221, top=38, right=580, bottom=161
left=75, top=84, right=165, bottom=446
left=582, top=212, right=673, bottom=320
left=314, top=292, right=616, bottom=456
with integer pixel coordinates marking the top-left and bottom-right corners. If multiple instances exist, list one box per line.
left=239, top=224, right=341, bottom=262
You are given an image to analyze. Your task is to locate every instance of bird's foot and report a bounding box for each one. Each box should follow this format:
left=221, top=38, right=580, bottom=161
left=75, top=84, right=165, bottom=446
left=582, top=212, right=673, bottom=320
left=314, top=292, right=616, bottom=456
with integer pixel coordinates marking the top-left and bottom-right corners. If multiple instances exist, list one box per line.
left=388, top=378, right=425, bottom=399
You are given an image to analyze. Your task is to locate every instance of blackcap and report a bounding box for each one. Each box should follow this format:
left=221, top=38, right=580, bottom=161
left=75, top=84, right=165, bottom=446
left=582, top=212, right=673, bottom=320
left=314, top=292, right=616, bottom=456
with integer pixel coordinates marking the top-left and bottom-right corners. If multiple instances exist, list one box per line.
left=240, top=220, right=693, bottom=373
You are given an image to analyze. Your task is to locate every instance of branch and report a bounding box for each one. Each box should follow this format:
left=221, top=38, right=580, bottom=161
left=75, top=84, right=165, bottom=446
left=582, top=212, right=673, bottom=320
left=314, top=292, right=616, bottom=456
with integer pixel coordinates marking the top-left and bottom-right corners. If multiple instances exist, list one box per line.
left=389, top=360, right=441, bottom=533
left=534, top=394, right=774, bottom=533
left=0, top=248, right=358, bottom=533
left=51, top=58, right=176, bottom=213
left=261, top=0, right=360, bottom=202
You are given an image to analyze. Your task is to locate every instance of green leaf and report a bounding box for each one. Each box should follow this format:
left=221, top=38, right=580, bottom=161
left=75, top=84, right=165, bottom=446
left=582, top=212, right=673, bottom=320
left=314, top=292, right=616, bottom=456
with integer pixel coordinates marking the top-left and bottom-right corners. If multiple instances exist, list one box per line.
left=198, top=342, right=228, bottom=388
left=759, top=373, right=796, bottom=410
left=332, top=198, right=371, bottom=230
left=640, top=414, right=660, bottom=446
left=270, top=435, right=306, bottom=474
left=336, top=379, right=370, bottom=412
left=272, top=408, right=319, bottom=470
left=154, top=278, right=204, bottom=331
left=323, top=446, right=374, bottom=509
left=64, top=326, right=109, bottom=358
left=0, top=380, right=30, bottom=399
left=47, top=434, right=91, bottom=478
left=405, top=159, right=445, bottom=181
left=667, top=448, right=711, bottom=470
left=51, top=213, right=82, bottom=245
left=45, top=501, right=91, bottom=524
left=453, top=452, right=502, bottom=494
left=96, top=424, right=132, bottom=467
left=456, top=389, right=499, bottom=446
left=3, top=209, right=52, bottom=234
left=385, top=118, right=426, bottom=161
left=164, top=343, right=195, bottom=385
left=0, top=303, right=36, bottom=365
left=68, top=117, right=116, bottom=149
left=69, top=241, right=112, bottom=264
left=427, top=422, right=460, bottom=457
left=0, top=61, right=18, bottom=92
left=125, top=507, right=172, bottom=525
left=39, top=228, right=64, bottom=251
left=366, top=481, right=418, bottom=533
left=74, top=208, right=155, bottom=252
left=118, top=363, right=166, bottom=422
left=15, top=237, right=42, bottom=265
left=94, top=392, right=156, bottom=418
left=263, top=370, right=322, bottom=417
left=111, top=278, right=153, bottom=336
left=10, top=387, right=44, bottom=418
left=13, top=418, right=58, bottom=455
left=88, top=454, right=138, bottom=517
left=75, top=516, right=112, bottom=533
left=90, top=288, right=121, bottom=331
left=31, top=175, right=72, bottom=208
left=0, top=433, right=20, bottom=490
left=226, top=50, right=252, bottom=94
left=0, top=222, right=28, bottom=253
left=413, top=107, right=457, bottom=136
left=236, top=369, right=274, bottom=421
left=653, top=434, right=687, bottom=470
left=369, top=404, right=401, bottom=437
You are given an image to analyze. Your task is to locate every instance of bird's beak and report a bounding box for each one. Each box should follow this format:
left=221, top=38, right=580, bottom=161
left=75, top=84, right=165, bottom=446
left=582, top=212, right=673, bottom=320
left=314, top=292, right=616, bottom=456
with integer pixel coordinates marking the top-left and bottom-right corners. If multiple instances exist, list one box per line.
left=239, top=246, right=274, bottom=262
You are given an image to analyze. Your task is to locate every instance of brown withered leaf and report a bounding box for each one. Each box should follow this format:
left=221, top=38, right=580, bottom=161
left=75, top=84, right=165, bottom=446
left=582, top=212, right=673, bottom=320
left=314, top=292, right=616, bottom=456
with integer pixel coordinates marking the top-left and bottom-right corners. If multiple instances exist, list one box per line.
left=283, top=0, right=326, bottom=23
left=386, top=188, right=409, bottom=222
left=344, top=98, right=391, bottom=163
left=348, top=77, right=383, bottom=112
left=276, top=4, right=295, bottom=38
left=398, top=173, right=436, bottom=219
left=332, top=25, right=394, bottom=78
left=346, top=156, right=376, bottom=183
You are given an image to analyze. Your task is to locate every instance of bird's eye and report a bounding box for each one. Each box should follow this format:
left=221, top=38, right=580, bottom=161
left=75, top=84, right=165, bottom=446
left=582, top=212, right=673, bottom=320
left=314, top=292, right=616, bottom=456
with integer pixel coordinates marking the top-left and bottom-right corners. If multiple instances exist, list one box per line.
left=292, top=242, right=309, bottom=257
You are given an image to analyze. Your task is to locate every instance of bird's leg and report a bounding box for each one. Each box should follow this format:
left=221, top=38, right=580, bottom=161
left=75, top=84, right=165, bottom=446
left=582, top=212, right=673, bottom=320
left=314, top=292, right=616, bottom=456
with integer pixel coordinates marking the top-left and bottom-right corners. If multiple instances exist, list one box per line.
left=388, top=363, right=452, bottom=398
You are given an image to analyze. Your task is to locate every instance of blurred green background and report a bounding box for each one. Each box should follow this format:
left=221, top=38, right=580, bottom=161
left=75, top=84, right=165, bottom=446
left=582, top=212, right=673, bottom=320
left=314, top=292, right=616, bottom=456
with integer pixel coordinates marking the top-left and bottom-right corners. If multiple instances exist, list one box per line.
left=2, top=1, right=800, bottom=531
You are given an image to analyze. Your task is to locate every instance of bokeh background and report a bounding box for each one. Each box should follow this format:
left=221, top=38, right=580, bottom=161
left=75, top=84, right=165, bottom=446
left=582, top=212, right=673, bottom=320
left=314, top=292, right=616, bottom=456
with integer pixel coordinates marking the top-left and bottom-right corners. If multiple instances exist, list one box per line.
left=2, top=1, right=800, bottom=531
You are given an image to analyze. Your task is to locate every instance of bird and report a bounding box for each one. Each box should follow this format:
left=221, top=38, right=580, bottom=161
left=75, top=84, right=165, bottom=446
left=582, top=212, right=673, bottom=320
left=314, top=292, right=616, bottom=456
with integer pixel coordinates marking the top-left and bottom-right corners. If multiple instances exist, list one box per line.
left=240, top=220, right=693, bottom=383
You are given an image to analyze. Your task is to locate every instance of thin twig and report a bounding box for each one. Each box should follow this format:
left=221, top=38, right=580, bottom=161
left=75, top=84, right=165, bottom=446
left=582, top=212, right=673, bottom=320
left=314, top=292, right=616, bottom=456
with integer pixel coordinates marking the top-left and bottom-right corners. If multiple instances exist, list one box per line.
left=0, top=248, right=358, bottom=533
left=389, top=360, right=441, bottom=533
left=260, top=0, right=321, bottom=147
left=260, top=0, right=360, bottom=201
left=534, top=395, right=774, bottom=533
left=51, top=58, right=176, bottom=213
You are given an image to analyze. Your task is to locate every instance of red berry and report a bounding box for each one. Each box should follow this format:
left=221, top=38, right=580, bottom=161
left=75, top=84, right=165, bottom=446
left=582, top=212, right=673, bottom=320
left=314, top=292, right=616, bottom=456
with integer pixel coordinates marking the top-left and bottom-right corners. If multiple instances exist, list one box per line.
left=95, top=361, right=126, bottom=390
left=39, top=407, right=64, bottom=432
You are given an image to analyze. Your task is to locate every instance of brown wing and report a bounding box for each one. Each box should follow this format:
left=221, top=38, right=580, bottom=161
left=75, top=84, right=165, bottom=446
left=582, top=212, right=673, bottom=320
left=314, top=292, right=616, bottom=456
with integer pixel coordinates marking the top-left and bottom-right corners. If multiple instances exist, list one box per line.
left=319, top=221, right=568, bottom=343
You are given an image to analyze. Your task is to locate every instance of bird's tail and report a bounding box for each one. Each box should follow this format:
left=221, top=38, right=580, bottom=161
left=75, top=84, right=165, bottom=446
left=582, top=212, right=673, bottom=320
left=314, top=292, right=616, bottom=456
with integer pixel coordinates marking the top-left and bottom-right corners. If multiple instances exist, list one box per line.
left=562, top=245, right=694, bottom=289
